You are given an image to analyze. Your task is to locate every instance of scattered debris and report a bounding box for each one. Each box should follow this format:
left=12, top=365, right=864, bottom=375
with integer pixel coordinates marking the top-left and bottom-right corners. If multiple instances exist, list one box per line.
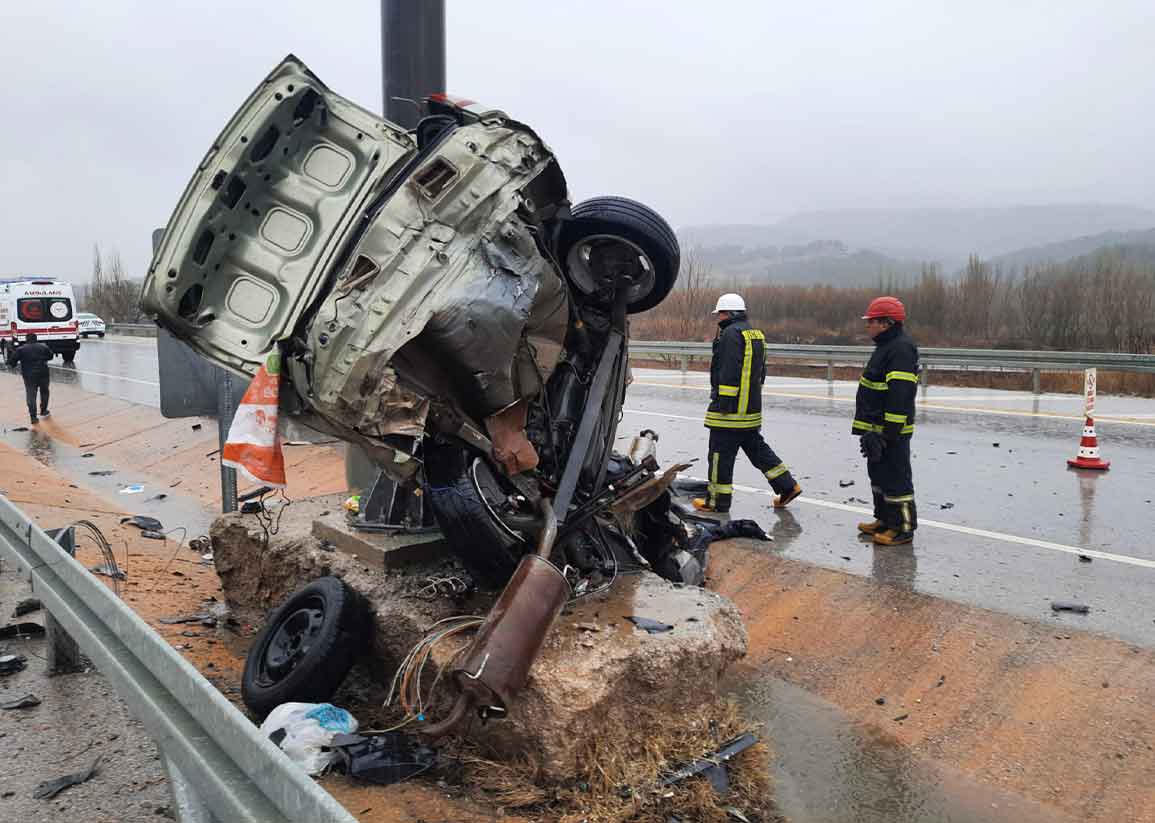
left=992, top=442, right=1000, bottom=448
left=81, top=452, right=94, bottom=458
left=935, top=674, right=946, bottom=687
left=91, top=565, right=128, bottom=581
left=0, top=622, right=46, bottom=640
left=840, top=556, right=852, bottom=561
left=191, top=423, right=202, bottom=431
left=88, top=470, right=115, bottom=477
left=118, top=484, right=145, bottom=495
left=141, top=530, right=166, bottom=540
left=12, top=598, right=42, bottom=617
left=240, top=500, right=264, bottom=515
left=946, top=451, right=957, bottom=455
left=12, top=426, right=29, bottom=432
left=939, top=502, right=955, bottom=510
left=893, top=713, right=910, bottom=722
left=875, top=697, right=886, bottom=705
left=659, top=732, right=758, bottom=797
left=1078, top=554, right=1093, bottom=563
left=575, top=622, right=601, bottom=633
left=0, top=654, right=28, bottom=675
left=332, top=732, right=437, bottom=785
left=158, top=613, right=212, bottom=625
left=261, top=703, right=358, bottom=775
left=33, top=756, right=102, bottom=800
left=1, top=694, right=41, bottom=710
left=1051, top=601, right=1090, bottom=614
left=188, top=536, right=211, bottom=553
left=121, top=515, right=164, bottom=532
left=205, top=448, right=220, bottom=458
left=838, top=480, right=855, bottom=487
left=627, top=616, right=675, bottom=634
left=146, top=493, right=168, bottom=502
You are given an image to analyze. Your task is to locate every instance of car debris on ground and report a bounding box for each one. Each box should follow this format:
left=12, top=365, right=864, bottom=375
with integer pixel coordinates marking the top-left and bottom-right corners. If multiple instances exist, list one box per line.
left=32, top=756, right=102, bottom=800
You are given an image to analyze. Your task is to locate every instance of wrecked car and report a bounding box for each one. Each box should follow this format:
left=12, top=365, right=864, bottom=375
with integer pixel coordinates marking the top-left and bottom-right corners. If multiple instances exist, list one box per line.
left=141, top=55, right=698, bottom=597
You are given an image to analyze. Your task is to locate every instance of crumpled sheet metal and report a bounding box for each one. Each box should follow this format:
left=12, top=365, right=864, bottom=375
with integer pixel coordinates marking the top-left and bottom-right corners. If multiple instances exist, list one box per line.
left=306, top=117, right=568, bottom=437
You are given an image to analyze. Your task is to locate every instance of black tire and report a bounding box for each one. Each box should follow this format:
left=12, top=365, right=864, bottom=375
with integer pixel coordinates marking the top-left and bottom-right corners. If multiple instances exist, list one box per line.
left=559, top=195, right=681, bottom=314
left=97, top=332, right=105, bottom=338
left=241, top=576, right=368, bottom=717
left=62, top=352, right=75, bottom=364
left=423, top=441, right=526, bottom=587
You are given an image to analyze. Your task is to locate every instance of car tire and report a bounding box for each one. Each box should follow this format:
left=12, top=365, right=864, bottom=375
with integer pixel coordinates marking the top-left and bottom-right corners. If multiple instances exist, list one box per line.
left=423, top=441, right=526, bottom=587
left=241, top=576, right=368, bottom=718
left=97, top=332, right=105, bottom=338
left=62, top=352, right=75, bottom=364
left=558, top=195, right=681, bottom=314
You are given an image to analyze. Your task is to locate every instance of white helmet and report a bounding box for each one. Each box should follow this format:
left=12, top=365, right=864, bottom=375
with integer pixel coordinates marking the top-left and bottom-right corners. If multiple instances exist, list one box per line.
left=712, top=293, right=746, bottom=313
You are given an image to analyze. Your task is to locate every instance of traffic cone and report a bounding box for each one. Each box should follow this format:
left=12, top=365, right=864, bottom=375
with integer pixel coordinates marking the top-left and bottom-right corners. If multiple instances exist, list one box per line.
left=1067, top=416, right=1110, bottom=471
left=222, top=352, right=287, bottom=487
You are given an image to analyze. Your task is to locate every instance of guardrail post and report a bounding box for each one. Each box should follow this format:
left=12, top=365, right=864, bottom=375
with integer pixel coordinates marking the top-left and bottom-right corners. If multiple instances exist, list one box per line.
left=1032, top=368, right=1041, bottom=395
left=826, top=359, right=834, bottom=384
left=679, top=354, right=689, bottom=374
left=922, top=364, right=929, bottom=395
left=44, top=527, right=83, bottom=674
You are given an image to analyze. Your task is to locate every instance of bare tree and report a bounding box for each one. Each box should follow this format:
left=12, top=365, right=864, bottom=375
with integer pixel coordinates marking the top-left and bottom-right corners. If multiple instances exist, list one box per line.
left=86, top=244, right=143, bottom=323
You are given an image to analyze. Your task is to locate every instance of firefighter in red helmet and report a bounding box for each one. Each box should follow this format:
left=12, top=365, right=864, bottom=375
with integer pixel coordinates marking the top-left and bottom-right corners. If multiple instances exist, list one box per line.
left=854, top=296, right=919, bottom=544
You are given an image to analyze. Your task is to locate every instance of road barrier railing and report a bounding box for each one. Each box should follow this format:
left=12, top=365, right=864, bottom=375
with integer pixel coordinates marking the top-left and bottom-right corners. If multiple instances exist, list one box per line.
left=0, top=494, right=357, bottom=823
left=630, top=341, right=1155, bottom=393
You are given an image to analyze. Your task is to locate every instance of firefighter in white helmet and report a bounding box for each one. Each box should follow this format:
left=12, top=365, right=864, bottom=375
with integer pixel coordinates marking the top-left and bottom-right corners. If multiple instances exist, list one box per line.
left=693, top=293, right=803, bottom=513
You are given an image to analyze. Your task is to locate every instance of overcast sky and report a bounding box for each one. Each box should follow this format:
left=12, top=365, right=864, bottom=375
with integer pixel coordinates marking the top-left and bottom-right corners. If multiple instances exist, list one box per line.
left=5, top=0, right=1154, bottom=282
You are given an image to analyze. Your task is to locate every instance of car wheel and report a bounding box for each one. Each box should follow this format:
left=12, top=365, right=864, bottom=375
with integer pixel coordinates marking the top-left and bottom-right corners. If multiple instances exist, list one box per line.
left=423, top=441, right=527, bottom=587
left=241, top=576, right=368, bottom=717
left=558, top=196, right=681, bottom=314
left=97, top=332, right=105, bottom=338
left=62, top=353, right=75, bottom=364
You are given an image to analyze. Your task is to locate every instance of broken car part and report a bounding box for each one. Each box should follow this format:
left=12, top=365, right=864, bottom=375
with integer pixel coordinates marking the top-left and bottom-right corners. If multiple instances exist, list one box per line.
left=0, top=654, right=28, bottom=675
left=0, top=694, right=41, bottom=710
left=33, top=757, right=102, bottom=800
left=331, top=732, right=437, bottom=785
left=0, top=622, right=46, bottom=640
left=121, top=515, right=165, bottom=532
left=241, top=576, right=369, bottom=717
left=422, top=500, right=570, bottom=737
left=659, top=732, right=758, bottom=797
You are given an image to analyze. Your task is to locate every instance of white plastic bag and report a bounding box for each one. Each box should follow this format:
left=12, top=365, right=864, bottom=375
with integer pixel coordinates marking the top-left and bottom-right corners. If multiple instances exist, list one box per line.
left=259, top=702, right=358, bottom=775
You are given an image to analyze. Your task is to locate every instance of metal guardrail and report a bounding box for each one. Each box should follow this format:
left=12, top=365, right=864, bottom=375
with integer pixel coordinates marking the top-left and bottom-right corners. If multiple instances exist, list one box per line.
left=631, top=340, right=1155, bottom=394
left=0, top=495, right=357, bottom=823
left=106, top=323, right=158, bottom=337
left=630, top=341, right=1155, bottom=373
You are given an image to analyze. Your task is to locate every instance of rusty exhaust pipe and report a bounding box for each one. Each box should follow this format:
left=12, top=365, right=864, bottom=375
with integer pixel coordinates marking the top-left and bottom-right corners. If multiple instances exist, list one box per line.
left=422, top=500, right=569, bottom=737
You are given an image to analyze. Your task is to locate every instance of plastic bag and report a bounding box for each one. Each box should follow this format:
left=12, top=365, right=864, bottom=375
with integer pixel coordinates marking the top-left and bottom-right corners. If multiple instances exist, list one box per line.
left=259, top=702, right=359, bottom=775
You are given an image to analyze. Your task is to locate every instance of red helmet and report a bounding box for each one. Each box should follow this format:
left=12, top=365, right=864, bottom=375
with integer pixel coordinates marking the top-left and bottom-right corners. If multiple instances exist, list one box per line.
left=862, top=296, right=906, bottom=322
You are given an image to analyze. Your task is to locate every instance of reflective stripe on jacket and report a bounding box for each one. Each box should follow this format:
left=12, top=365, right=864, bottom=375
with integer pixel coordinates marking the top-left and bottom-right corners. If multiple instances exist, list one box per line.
left=852, top=323, right=919, bottom=439
left=706, top=315, right=765, bottom=430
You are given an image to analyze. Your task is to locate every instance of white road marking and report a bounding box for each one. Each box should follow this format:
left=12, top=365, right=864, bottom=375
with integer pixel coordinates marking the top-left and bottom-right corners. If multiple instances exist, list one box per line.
left=48, top=366, right=159, bottom=387
left=719, top=480, right=1155, bottom=571
left=633, top=380, right=1155, bottom=428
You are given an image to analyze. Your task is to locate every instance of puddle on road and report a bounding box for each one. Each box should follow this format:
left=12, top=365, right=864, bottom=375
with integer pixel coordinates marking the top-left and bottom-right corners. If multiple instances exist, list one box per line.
left=1, top=425, right=215, bottom=538
left=733, top=676, right=1071, bottom=823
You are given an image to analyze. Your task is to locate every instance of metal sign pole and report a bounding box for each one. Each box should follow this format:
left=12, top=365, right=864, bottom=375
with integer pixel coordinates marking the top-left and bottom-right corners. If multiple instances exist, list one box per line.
left=218, top=372, right=238, bottom=513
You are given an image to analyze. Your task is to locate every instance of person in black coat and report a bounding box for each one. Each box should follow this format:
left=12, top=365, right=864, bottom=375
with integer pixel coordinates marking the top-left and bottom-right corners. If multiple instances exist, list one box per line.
left=7, top=333, right=54, bottom=424
left=853, top=296, right=919, bottom=545
left=692, top=293, right=802, bottom=514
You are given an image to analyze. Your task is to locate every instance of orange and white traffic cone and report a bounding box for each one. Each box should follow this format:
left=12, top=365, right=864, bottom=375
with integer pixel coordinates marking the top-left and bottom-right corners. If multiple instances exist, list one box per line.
left=222, top=352, right=287, bottom=487
left=1067, top=416, right=1110, bottom=471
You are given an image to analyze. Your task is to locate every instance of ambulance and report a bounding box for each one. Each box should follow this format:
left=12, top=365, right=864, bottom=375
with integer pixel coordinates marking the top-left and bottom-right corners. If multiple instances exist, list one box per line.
left=0, top=279, right=81, bottom=363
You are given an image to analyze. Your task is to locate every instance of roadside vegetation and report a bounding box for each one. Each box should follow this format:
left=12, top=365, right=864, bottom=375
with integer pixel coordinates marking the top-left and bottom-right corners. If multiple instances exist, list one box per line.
left=73, top=243, right=145, bottom=323
left=634, top=245, right=1155, bottom=396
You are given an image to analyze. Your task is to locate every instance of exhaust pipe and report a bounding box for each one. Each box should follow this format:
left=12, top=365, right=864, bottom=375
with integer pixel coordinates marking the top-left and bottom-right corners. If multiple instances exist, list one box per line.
left=422, top=500, right=570, bottom=737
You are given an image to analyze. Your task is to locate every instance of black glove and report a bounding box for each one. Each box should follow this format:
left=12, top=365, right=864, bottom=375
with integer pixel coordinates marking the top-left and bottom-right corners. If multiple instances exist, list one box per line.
left=859, top=432, right=885, bottom=463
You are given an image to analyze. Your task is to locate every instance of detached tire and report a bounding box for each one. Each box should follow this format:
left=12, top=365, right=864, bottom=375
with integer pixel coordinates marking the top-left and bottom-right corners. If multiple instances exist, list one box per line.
left=241, top=576, right=367, bottom=717
left=559, top=195, right=681, bottom=314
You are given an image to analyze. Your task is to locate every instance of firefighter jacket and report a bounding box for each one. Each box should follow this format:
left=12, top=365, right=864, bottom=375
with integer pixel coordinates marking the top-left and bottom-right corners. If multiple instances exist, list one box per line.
left=852, top=322, right=919, bottom=441
left=705, top=314, right=765, bottom=430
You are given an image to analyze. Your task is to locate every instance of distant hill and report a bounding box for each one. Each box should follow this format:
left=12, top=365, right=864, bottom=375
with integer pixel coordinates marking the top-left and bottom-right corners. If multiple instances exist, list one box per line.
left=681, top=204, right=1155, bottom=267
left=991, top=227, right=1155, bottom=269
left=692, top=241, right=921, bottom=287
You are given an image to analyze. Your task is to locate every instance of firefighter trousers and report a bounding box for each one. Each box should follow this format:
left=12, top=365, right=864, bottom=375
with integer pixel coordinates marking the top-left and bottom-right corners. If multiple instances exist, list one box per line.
left=866, top=435, right=917, bottom=533
left=706, top=427, right=796, bottom=512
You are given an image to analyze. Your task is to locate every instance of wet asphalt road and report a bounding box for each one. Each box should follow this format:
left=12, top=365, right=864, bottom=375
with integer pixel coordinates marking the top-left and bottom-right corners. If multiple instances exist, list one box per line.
left=34, top=337, right=1155, bottom=648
